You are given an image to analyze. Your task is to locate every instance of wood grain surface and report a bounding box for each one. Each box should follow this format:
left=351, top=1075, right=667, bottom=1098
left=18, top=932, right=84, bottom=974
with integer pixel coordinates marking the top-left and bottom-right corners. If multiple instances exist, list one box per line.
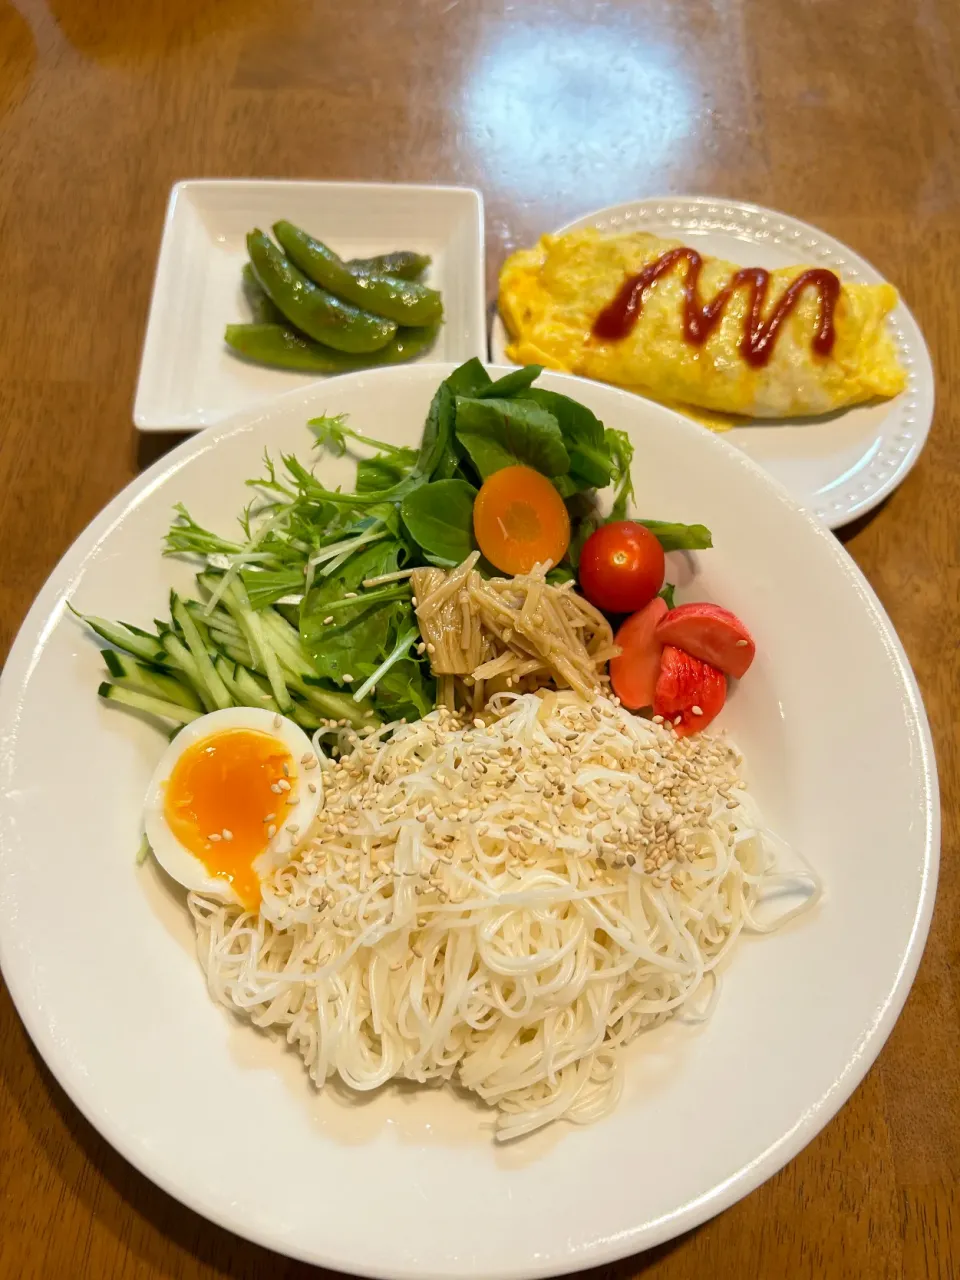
left=0, top=0, right=957, bottom=1276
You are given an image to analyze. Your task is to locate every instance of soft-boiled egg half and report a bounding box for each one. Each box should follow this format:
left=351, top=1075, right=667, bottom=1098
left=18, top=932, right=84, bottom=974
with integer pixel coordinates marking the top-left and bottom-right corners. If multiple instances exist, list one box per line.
left=144, top=707, right=323, bottom=908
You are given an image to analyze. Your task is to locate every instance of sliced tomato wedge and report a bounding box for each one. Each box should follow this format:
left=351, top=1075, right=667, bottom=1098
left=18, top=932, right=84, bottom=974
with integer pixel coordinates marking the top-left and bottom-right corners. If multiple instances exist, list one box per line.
left=609, top=597, right=668, bottom=710
left=653, top=645, right=726, bottom=737
left=654, top=602, right=755, bottom=679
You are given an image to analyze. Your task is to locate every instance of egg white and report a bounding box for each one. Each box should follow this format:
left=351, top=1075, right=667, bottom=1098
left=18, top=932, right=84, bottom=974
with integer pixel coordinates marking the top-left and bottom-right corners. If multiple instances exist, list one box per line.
left=143, top=707, right=323, bottom=904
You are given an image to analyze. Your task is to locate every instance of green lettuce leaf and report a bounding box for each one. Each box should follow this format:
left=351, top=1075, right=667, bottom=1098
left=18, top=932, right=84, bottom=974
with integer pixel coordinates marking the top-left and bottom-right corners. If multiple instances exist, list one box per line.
left=637, top=521, right=713, bottom=552
left=454, top=397, right=569, bottom=480
left=401, top=479, right=478, bottom=562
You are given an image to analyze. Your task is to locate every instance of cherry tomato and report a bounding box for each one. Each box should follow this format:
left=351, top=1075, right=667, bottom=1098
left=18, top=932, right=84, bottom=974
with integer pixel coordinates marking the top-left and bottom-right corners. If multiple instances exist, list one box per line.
left=578, top=521, right=665, bottom=614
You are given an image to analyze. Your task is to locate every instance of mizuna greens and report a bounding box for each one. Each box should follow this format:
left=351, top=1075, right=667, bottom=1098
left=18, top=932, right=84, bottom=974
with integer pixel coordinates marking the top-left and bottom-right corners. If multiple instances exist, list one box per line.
left=82, top=360, right=711, bottom=736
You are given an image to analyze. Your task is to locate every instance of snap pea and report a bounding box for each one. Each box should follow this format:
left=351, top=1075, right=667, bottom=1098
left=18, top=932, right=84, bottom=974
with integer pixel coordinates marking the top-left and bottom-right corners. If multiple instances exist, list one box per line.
left=224, top=322, right=439, bottom=374
left=241, top=262, right=285, bottom=325
left=246, top=230, right=397, bottom=354
left=347, top=250, right=431, bottom=280
left=273, top=221, right=443, bottom=327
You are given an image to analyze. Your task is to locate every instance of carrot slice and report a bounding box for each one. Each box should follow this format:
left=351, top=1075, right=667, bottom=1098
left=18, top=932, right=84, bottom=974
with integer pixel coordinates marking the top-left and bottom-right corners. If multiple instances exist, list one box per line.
left=472, top=466, right=570, bottom=575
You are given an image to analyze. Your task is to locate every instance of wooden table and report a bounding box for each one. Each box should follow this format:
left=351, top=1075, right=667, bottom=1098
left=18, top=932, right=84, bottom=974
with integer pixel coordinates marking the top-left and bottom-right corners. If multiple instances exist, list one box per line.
left=0, top=1, right=956, bottom=1276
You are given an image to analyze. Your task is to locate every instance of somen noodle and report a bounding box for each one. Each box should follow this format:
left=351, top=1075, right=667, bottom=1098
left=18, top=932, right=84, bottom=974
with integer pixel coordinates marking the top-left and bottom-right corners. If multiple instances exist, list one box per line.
left=190, top=690, right=819, bottom=1140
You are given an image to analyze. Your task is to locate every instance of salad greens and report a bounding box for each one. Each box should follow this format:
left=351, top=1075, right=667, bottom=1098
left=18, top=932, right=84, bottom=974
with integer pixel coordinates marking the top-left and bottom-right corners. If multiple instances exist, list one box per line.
left=454, top=398, right=570, bottom=481
left=83, top=360, right=712, bottom=739
left=400, top=479, right=479, bottom=564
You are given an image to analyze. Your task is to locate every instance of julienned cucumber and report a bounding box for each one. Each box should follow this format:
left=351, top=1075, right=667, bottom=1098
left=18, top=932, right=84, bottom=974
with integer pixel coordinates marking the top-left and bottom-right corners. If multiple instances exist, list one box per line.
left=98, top=682, right=202, bottom=725
left=171, top=595, right=232, bottom=711
left=78, top=612, right=169, bottom=667
left=82, top=565, right=382, bottom=739
left=217, top=579, right=293, bottom=714
left=158, top=630, right=217, bottom=713
left=212, top=655, right=276, bottom=711
left=101, top=649, right=203, bottom=711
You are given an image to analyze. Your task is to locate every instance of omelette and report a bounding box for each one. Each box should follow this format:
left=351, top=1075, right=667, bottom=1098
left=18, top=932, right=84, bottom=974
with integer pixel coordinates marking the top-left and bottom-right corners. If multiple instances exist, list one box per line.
left=498, top=229, right=906, bottom=422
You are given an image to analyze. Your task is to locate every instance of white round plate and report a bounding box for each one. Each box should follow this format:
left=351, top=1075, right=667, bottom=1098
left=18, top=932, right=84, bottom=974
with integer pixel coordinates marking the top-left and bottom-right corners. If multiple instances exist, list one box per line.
left=0, top=365, right=938, bottom=1278
left=491, top=196, right=934, bottom=529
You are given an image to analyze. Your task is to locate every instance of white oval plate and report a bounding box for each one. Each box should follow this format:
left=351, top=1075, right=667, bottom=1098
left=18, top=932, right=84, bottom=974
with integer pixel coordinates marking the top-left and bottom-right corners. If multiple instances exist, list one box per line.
left=491, top=196, right=934, bottom=529
left=0, top=365, right=938, bottom=1278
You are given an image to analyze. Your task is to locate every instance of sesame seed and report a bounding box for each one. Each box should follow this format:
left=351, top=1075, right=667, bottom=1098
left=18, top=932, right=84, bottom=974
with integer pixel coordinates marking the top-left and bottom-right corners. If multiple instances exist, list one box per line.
left=323, top=615, right=334, bottom=625
left=735, top=639, right=749, bottom=646
left=208, top=833, right=221, bottom=842
left=277, top=778, right=291, bottom=792
left=691, top=705, right=703, bottom=717
left=342, top=674, right=354, bottom=683
left=222, top=829, right=233, bottom=841
left=267, top=824, right=277, bottom=838
left=308, top=782, right=317, bottom=793
left=273, top=713, right=282, bottom=729
left=270, top=783, right=282, bottom=794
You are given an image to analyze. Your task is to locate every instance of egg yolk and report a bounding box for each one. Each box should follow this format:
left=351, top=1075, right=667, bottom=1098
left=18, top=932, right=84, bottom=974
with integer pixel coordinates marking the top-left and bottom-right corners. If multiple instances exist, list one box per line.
left=164, top=729, right=295, bottom=907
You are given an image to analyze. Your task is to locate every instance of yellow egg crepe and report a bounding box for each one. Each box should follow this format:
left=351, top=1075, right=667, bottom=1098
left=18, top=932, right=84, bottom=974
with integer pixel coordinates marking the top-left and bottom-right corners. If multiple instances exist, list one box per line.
left=499, top=230, right=906, bottom=423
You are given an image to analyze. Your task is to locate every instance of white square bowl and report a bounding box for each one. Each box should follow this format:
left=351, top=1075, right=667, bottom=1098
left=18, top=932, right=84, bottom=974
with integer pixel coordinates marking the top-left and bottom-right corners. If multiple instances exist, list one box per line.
left=134, top=180, right=486, bottom=432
